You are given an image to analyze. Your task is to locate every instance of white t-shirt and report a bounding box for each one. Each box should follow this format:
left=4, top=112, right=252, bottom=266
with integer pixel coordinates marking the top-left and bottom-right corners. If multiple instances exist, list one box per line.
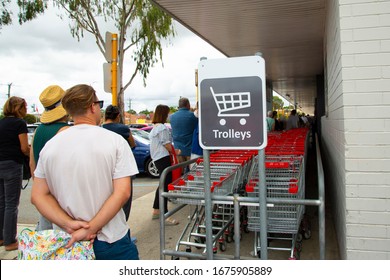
left=34, top=124, right=139, bottom=243
left=149, top=124, right=171, bottom=161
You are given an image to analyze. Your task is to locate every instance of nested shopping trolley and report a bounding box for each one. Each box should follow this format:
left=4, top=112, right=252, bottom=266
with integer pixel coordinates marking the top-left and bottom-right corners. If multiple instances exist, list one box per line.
left=245, top=154, right=306, bottom=259
left=166, top=151, right=254, bottom=258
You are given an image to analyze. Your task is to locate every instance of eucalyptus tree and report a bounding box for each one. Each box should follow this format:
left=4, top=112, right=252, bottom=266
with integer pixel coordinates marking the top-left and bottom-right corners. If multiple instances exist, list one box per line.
left=54, top=0, right=175, bottom=117
left=2, top=0, right=175, bottom=118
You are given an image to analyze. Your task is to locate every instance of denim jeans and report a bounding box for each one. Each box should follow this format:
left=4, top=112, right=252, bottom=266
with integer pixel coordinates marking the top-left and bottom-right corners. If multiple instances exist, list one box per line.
left=93, top=230, right=139, bottom=260
left=0, top=160, right=22, bottom=245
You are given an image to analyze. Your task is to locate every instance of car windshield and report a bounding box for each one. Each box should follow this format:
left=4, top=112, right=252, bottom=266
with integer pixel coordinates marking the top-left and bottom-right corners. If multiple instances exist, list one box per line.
left=27, top=126, right=37, bottom=133
left=131, top=129, right=150, bottom=144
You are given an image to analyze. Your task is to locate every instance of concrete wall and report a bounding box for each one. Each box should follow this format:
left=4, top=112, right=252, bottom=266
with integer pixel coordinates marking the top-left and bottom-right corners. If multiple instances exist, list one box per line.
left=323, top=0, right=390, bottom=259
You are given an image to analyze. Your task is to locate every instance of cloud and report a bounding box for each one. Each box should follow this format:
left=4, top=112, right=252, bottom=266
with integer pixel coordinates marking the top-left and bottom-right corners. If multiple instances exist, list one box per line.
left=0, top=5, right=225, bottom=114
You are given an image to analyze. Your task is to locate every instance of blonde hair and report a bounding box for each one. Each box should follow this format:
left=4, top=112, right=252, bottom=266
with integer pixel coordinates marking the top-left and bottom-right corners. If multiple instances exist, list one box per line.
left=62, top=84, right=96, bottom=117
left=3, top=96, right=26, bottom=118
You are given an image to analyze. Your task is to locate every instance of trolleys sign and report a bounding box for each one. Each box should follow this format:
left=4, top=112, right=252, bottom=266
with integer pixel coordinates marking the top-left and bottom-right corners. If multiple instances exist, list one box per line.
left=198, top=55, right=267, bottom=149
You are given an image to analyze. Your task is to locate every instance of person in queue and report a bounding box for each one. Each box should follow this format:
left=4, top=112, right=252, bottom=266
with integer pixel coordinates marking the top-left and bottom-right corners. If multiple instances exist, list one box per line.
left=0, top=96, right=29, bottom=251
left=102, top=104, right=136, bottom=222
left=169, top=97, right=197, bottom=163
left=30, top=85, right=70, bottom=231
left=149, top=104, right=179, bottom=225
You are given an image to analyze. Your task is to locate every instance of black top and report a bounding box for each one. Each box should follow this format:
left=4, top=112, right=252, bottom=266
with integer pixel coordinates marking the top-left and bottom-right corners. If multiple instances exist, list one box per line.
left=0, top=117, right=28, bottom=163
left=102, top=123, right=130, bottom=140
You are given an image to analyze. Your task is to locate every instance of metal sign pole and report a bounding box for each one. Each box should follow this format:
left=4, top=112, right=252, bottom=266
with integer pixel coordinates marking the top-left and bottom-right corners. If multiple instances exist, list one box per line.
left=111, top=34, right=118, bottom=106
left=203, top=149, right=214, bottom=259
left=258, top=149, right=268, bottom=259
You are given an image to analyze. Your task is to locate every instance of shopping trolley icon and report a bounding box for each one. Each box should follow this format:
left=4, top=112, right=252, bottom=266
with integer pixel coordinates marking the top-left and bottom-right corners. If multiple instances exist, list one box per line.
left=210, top=86, right=251, bottom=126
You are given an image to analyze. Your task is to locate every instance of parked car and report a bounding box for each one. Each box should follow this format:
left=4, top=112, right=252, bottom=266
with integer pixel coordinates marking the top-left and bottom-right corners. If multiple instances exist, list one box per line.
left=130, top=128, right=159, bottom=178
left=140, top=126, right=153, bottom=133
left=27, top=124, right=38, bottom=145
left=129, top=123, right=153, bottom=129
left=140, top=123, right=171, bottom=133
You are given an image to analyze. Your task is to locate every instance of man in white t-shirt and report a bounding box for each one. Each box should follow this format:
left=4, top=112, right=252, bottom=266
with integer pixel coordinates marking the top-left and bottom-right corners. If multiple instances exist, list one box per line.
left=31, top=84, right=139, bottom=260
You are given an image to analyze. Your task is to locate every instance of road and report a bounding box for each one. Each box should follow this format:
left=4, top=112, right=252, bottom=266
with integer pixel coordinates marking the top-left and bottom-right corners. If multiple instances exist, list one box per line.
left=18, top=174, right=159, bottom=225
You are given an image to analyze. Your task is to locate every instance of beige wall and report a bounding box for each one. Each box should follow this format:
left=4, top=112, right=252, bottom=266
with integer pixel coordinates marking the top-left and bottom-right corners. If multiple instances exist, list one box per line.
left=323, top=0, right=390, bottom=259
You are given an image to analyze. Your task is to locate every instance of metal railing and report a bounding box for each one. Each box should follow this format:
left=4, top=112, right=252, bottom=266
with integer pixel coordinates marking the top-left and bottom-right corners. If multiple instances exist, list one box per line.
left=159, top=132, right=325, bottom=260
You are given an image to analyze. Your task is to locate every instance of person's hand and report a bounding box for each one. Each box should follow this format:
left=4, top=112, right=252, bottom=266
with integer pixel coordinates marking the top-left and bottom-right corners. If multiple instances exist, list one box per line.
left=65, top=227, right=97, bottom=248
left=175, top=149, right=181, bottom=155
left=63, top=219, right=91, bottom=234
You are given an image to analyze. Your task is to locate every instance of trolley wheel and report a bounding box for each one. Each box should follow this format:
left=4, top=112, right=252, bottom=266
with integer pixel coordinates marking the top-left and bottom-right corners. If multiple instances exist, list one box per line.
left=226, top=234, right=233, bottom=243
left=186, top=247, right=192, bottom=253
left=292, top=248, right=301, bottom=260
left=296, top=232, right=303, bottom=243
left=194, top=238, right=204, bottom=249
left=219, top=242, right=226, bottom=252
left=304, top=229, right=312, bottom=240
left=171, top=256, right=180, bottom=260
left=295, top=241, right=302, bottom=252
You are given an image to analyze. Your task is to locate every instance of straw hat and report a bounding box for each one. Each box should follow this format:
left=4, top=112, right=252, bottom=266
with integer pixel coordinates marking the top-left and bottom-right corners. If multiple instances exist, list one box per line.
left=39, top=85, right=67, bottom=124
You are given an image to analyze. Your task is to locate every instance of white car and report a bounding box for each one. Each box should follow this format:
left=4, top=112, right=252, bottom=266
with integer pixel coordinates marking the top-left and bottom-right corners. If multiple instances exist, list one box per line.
left=27, top=124, right=38, bottom=145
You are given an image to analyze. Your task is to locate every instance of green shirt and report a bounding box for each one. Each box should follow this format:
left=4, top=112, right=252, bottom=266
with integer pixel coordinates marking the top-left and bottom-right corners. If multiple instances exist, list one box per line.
left=33, top=122, right=69, bottom=164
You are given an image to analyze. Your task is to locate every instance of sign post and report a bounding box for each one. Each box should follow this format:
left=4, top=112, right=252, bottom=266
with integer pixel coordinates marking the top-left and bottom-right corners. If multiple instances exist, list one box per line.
left=198, top=54, right=268, bottom=259
left=103, top=32, right=118, bottom=106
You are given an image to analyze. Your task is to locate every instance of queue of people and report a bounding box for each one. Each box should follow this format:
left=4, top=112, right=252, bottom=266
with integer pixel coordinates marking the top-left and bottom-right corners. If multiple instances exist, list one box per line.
left=269, top=109, right=314, bottom=131
left=0, top=87, right=201, bottom=259
left=1, top=85, right=313, bottom=259
left=1, top=84, right=140, bottom=260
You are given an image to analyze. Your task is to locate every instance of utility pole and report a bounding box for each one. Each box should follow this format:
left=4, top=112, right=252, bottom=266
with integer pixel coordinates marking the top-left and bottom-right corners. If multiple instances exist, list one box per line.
left=7, top=83, right=12, bottom=98
left=128, top=98, right=132, bottom=113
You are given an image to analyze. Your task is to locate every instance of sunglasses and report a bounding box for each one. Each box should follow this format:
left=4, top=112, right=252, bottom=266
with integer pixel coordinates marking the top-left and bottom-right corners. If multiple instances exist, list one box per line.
left=93, top=100, right=104, bottom=109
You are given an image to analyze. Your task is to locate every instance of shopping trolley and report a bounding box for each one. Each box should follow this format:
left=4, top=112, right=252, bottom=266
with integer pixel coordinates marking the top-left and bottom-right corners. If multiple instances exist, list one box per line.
left=245, top=141, right=308, bottom=259
left=168, top=151, right=255, bottom=257
left=169, top=172, right=237, bottom=257
left=210, top=87, right=251, bottom=125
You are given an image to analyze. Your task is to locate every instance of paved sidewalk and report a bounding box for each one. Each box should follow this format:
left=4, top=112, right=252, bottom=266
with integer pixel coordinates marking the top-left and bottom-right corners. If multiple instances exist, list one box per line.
left=1, top=190, right=339, bottom=260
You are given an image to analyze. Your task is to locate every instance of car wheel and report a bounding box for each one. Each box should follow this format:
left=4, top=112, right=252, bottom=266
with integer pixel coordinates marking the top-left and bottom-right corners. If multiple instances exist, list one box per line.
left=146, top=158, right=159, bottom=178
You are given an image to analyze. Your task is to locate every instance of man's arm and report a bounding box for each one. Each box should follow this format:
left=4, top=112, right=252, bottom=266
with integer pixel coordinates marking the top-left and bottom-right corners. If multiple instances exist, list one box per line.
left=66, top=176, right=131, bottom=247
left=31, top=177, right=91, bottom=234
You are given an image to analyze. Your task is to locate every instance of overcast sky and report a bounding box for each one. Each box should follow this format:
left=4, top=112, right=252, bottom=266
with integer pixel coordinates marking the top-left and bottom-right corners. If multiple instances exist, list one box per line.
left=0, top=5, right=225, bottom=114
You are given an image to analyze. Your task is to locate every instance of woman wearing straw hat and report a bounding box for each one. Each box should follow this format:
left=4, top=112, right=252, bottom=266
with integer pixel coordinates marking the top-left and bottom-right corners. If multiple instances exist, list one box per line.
left=0, top=96, right=30, bottom=251
left=29, top=85, right=69, bottom=231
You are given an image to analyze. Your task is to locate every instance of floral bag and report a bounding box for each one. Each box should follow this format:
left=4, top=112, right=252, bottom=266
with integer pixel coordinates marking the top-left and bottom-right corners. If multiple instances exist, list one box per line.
left=18, top=229, right=95, bottom=260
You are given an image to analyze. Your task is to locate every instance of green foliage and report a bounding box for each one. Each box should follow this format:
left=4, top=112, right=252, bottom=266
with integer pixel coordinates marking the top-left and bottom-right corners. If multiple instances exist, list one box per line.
left=139, top=109, right=152, bottom=115
left=53, top=0, right=175, bottom=117
left=0, top=0, right=47, bottom=29
left=3, top=0, right=175, bottom=121
left=127, top=109, right=137, bottom=115
left=273, top=95, right=284, bottom=110
left=0, top=0, right=12, bottom=28
left=169, top=106, right=177, bottom=113
left=24, top=113, right=37, bottom=124
left=17, top=0, right=47, bottom=24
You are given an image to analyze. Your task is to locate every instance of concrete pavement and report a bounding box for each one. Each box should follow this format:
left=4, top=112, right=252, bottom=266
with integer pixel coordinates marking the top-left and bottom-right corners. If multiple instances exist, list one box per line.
left=1, top=188, right=340, bottom=260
